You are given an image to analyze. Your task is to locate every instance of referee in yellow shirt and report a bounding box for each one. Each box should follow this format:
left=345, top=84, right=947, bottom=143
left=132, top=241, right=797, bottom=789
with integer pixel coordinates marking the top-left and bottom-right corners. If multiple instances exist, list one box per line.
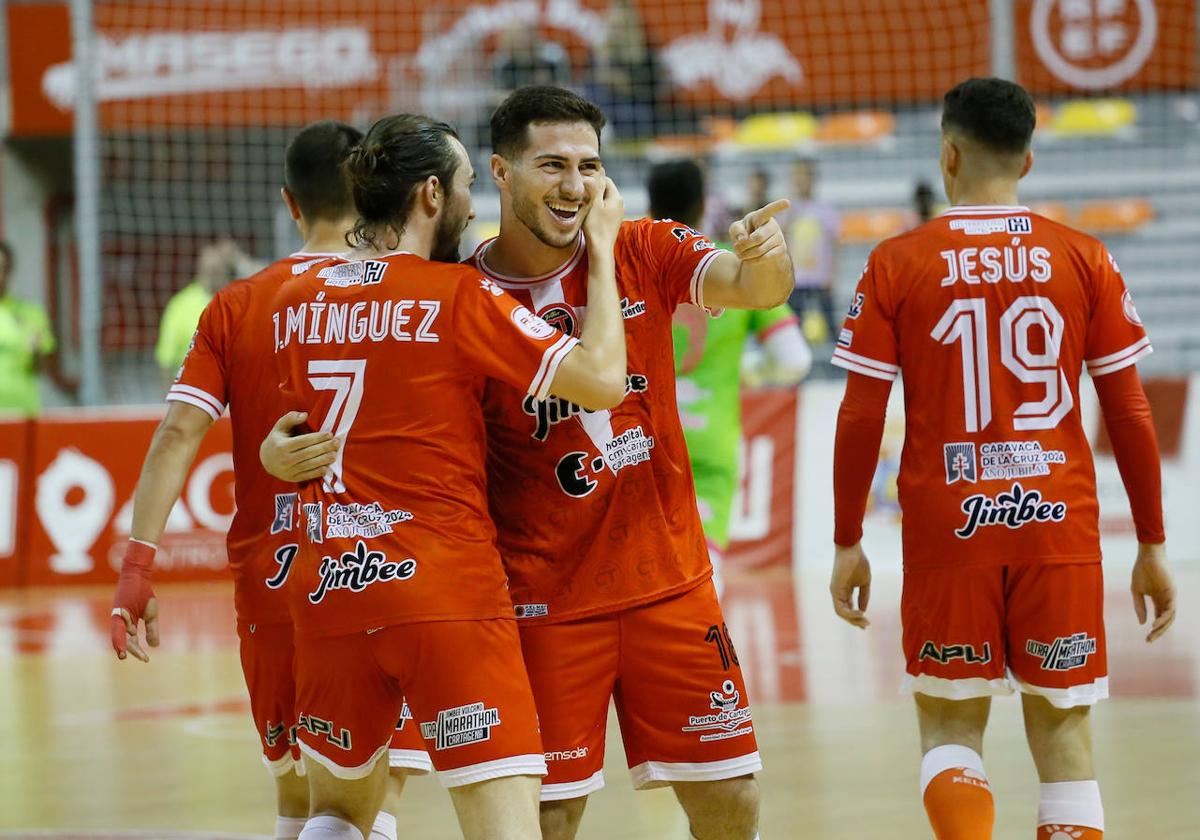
left=0, top=241, right=55, bottom=415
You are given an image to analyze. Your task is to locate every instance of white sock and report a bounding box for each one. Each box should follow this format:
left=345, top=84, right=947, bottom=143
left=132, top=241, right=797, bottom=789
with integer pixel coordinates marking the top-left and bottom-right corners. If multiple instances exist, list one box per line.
left=298, top=815, right=365, bottom=840
left=1038, top=780, right=1104, bottom=830
left=919, top=744, right=987, bottom=797
left=275, top=816, right=307, bottom=839
left=368, top=811, right=397, bottom=840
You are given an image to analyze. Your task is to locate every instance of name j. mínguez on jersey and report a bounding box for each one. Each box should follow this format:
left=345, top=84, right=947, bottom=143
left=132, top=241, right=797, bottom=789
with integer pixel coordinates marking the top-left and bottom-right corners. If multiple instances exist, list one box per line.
left=955, top=482, right=1066, bottom=539
left=308, top=540, right=417, bottom=604
left=274, top=298, right=440, bottom=350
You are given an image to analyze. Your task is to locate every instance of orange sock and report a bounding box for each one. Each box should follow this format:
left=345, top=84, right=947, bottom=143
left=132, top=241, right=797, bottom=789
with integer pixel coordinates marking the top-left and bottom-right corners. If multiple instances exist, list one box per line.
left=921, top=746, right=994, bottom=840
left=1038, top=826, right=1102, bottom=839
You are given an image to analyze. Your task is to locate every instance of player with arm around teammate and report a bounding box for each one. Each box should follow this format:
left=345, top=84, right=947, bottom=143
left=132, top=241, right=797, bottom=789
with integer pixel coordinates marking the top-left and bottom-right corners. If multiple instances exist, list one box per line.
left=270, top=112, right=627, bottom=840
left=108, top=121, right=428, bottom=840
left=829, top=78, right=1177, bottom=840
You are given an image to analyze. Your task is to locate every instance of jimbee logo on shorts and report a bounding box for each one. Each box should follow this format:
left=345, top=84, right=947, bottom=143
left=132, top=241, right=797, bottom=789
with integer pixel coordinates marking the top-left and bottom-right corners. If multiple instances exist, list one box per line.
left=420, top=702, right=502, bottom=750
left=1026, top=632, right=1097, bottom=671
left=308, top=540, right=417, bottom=604
left=955, top=482, right=1066, bottom=539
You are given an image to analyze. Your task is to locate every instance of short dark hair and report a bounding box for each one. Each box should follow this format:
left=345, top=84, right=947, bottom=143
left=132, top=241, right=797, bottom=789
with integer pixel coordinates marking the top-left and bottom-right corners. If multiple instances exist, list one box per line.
left=0, top=240, right=12, bottom=269
left=284, top=121, right=364, bottom=222
left=344, top=114, right=461, bottom=251
left=941, top=77, right=1036, bottom=155
left=491, top=86, right=606, bottom=159
left=647, top=160, right=705, bottom=229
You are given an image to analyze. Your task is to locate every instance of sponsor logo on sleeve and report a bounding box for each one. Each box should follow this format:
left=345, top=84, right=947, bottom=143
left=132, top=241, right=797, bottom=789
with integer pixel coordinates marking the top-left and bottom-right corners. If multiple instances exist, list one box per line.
left=1026, top=632, right=1097, bottom=671
left=1121, top=289, right=1143, bottom=325
left=681, top=680, right=754, bottom=742
left=511, top=306, right=557, bottom=340
left=308, top=541, right=417, bottom=604
left=918, top=640, right=992, bottom=665
left=847, top=292, right=865, bottom=319
left=837, top=329, right=853, bottom=349
left=955, top=482, right=1067, bottom=539
left=325, top=502, right=413, bottom=540
left=420, top=702, right=502, bottom=750
left=944, top=442, right=978, bottom=484
left=693, top=240, right=716, bottom=252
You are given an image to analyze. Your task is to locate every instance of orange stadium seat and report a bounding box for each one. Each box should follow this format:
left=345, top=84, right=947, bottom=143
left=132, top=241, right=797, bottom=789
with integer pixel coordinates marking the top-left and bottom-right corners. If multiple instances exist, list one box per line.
left=1071, top=198, right=1154, bottom=233
left=817, top=111, right=896, bottom=145
left=733, top=112, right=818, bottom=149
left=839, top=208, right=911, bottom=244
left=1029, top=202, right=1070, bottom=224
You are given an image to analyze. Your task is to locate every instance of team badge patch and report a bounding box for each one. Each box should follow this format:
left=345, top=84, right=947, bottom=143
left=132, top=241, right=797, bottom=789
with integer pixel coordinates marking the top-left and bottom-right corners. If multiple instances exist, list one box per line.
left=944, top=442, right=978, bottom=484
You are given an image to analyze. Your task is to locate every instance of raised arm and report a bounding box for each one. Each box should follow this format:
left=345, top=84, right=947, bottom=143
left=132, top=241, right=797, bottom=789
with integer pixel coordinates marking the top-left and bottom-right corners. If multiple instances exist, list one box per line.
left=702, top=199, right=795, bottom=311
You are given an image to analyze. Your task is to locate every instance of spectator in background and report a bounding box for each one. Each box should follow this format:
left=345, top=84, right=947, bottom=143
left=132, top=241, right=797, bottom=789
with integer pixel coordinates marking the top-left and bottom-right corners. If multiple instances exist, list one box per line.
left=785, top=157, right=841, bottom=343
left=155, top=240, right=255, bottom=387
left=491, top=24, right=572, bottom=92
left=655, top=160, right=811, bottom=596
left=0, top=240, right=55, bottom=414
left=913, top=178, right=938, bottom=225
left=744, top=166, right=771, bottom=216
left=584, top=0, right=663, bottom=138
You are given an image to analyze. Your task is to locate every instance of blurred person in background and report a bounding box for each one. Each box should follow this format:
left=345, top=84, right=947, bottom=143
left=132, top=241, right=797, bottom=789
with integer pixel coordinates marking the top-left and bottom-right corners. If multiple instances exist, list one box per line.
left=654, top=160, right=811, bottom=596
left=492, top=23, right=572, bottom=93
left=784, top=157, right=841, bottom=344
left=912, top=178, right=938, bottom=226
left=155, top=239, right=258, bottom=387
left=0, top=240, right=55, bottom=414
left=584, top=0, right=663, bottom=138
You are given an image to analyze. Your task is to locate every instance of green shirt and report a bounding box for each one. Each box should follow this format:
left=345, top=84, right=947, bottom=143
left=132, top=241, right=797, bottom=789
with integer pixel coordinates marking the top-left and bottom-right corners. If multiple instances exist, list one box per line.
left=156, top=281, right=212, bottom=372
left=0, top=295, right=55, bottom=414
left=673, top=303, right=795, bottom=548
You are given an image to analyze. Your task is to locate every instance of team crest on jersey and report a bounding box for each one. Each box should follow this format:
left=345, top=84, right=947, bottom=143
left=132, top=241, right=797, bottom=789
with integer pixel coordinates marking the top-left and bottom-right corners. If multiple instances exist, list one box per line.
left=681, top=680, right=753, bottom=743
left=944, top=443, right=978, bottom=484
left=420, top=702, right=501, bottom=750
left=1026, top=633, right=1097, bottom=671
left=918, top=641, right=992, bottom=665
left=955, top=483, right=1066, bottom=539
left=303, top=502, right=324, bottom=544
left=1121, top=290, right=1142, bottom=326
left=537, top=303, right=579, bottom=337
left=270, top=492, right=300, bottom=533
left=307, top=541, right=418, bottom=604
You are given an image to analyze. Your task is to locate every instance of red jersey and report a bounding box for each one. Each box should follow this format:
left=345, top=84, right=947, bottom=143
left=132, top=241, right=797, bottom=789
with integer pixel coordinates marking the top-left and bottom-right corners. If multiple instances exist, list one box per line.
left=468, top=218, right=726, bottom=624
left=272, top=252, right=579, bottom=638
left=832, top=205, right=1151, bottom=569
left=169, top=252, right=341, bottom=625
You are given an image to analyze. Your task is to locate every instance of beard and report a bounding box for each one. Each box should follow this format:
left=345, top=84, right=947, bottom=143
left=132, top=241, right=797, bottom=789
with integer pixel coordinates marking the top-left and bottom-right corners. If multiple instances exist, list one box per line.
left=431, top=205, right=467, bottom=263
left=512, top=189, right=580, bottom=249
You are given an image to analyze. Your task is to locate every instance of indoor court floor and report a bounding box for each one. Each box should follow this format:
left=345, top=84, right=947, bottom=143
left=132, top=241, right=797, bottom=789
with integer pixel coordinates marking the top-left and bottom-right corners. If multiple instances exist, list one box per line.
left=2, top=561, right=1196, bottom=839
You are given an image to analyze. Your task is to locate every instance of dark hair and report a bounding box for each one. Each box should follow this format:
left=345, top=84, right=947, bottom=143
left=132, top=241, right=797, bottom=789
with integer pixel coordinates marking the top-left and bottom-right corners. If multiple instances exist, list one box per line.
left=284, top=121, right=364, bottom=222
left=344, top=114, right=461, bottom=251
left=941, top=77, right=1036, bottom=155
left=648, top=160, right=705, bottom=229
left=0, top=240, right=12, bottom=269
left=491, top=86, right=606, bottom=159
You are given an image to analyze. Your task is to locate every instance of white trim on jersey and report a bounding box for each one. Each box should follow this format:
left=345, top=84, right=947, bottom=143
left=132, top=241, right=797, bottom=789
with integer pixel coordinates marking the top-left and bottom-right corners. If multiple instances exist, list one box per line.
left=387, top=748, right=433, bottom=774
left=689, top=248, right=728, bottom=316
left=940, top=205, right=1031, bottom=216
left=900, top=673, right=1015, bottom=701
left=1009, top=672, right=1109, bottom=709
left=472, top=237, right=586, bottom=288
left=1086, top=337, right=1153, bottom=377
left=530, top=333, right=581, bottom=402
left=540, top=770, right=606, bottom=802
left=166, top=384, right=225, bottom=421
left=436, top=753, right=548, bottom=789
left=830, top=348, right=900, bottom=382
left=297, top=741, right=389, bottom=781
left=629, top=751, right=764, bottom=789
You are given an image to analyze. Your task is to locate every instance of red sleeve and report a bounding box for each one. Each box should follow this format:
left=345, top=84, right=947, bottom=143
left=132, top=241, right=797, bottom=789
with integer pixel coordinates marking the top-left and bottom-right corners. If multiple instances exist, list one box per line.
left=167, top=289, right=231, bottom=420
left=833, top=370, right=893, bottom=547
left=1085, top=247, right=1152, bottom=376
left=830, top=252, right=900, bottom=381
left=1093, top=365, right=1165, bottom=544
left=453, top=274, right=580, bottom=401
left=644, top=219, right=728, bottom=314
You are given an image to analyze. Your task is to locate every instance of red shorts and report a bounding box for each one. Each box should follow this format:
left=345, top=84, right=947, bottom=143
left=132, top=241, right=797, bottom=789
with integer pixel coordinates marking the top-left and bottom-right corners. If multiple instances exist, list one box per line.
left=901, top=563, right=1107, bottom=708
left=237, top=621, right=430, bottom=776
left=293, top=618, right=544, bottom=787
left=519, top=581, right=761, bottom=801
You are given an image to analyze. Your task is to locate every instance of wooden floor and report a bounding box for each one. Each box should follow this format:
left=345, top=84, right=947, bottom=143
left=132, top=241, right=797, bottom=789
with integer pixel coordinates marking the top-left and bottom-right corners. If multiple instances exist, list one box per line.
left=1, top=562, right=1197, bottom=839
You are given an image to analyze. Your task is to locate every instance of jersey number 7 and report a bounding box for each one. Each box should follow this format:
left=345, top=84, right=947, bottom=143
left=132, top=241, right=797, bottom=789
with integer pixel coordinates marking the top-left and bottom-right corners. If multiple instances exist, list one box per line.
left=932, top=296, right=1072, bottom=433
left=307, top=359, right=366, bottom=493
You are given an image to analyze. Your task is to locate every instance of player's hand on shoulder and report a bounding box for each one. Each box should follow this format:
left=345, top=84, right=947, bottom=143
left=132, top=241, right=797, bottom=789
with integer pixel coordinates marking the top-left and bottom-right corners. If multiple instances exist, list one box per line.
left=729, top=199, right=791, bottom=263
left=1131, top=542, right=1176, bottom=643
left=111, top=541, right=159, bottom=662
left=259, top=411, right=339, bottom=483
left=582, top=176, right=624, bottom=253
left=830, top=542, right=871, bottom=629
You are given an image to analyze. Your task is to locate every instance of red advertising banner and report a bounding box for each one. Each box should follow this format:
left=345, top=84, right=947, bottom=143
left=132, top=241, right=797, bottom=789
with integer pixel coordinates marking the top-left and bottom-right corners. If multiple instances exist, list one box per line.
left=0, top=418, right=34, bottom=588
left=725, top=387, right=796, bottom=571
left=23, top=409, right=234, bottom=586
